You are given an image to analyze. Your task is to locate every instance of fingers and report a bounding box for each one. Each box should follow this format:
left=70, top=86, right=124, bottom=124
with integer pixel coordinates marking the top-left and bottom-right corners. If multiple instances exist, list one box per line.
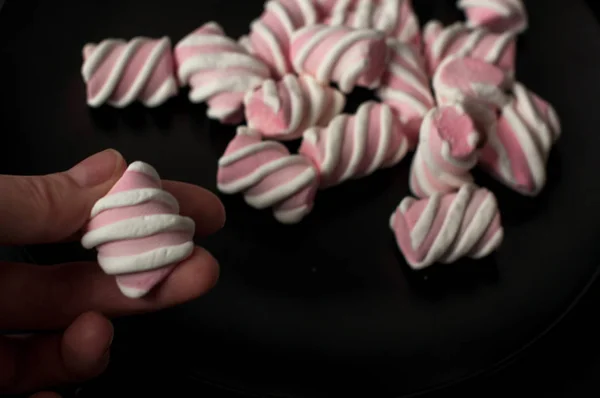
left=162, top=180, right=226, bottom=237
left=0, top=149, right=126, bottom=245
left=0, top=312, right=112, bottom=395
left=0, top=247, right=219, bottom=330
left=0, top=151, right=225, bottom=246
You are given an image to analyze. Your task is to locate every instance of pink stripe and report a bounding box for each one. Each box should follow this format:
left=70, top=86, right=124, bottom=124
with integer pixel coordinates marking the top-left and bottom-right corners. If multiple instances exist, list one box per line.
left=87, top=201, right=176, bottom=230
left=245, top=79, right=293, bottom=135
left=175, top=43, right=243, bottom=64
left=108, top=171, right=159, bottom=194
left=98, top=231, right=191, bottom=256
left=116, top=265, right=175, bottom=290
left=87, top=46, right=126, bottom=100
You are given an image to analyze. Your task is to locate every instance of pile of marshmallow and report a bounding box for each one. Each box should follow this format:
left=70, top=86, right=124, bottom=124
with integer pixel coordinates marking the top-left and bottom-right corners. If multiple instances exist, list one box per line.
left=81, top=0, right=561, bottom=298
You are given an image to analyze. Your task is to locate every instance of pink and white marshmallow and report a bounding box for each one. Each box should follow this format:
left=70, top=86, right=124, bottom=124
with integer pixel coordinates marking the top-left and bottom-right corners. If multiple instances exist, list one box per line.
left=217, top=127, right=319, bottom=224
left=457, top=0, right=528, bottom=35
left=410, top=105, right=482, bottom=198
left=175, top=22, right=271, bottom=124
left=390, top=183, right=504, bottom=270
left=81, top=162, right=195, bottom=298
left=324, top=0, right=421, bottom=48
left=290, top=24, right=389, bottom=93
left=81, top=37, right=178, bottom=108
left=423, top=20, right=516, bottom=77
left=244, top=74, right=346, bottom=140
left=433, top=56, right=510, bottom=109
left=299, top=101, right=409, bottom=189
left=479, top=83, right=561, bottom=196
left=377, top=39, right=435, bottom=149
left=249, top=0, right=321, bottom=78
left=432, top=55, right=511, bottom=142
left=315, top=0, right=345, bottom=14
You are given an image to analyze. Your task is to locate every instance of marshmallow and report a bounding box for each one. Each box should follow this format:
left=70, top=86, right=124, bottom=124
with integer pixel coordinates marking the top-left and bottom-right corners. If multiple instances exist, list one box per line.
left=458, top=0, right=528, bottom=35
left=244, top=74, right=346, bottom=140
left=249, top=0, right=321, bottom=78
left=390, top=183, right=504, bottom=270
left=299, top=101, right=409, bottom=188
left=423, top=20, right=516, bottom=77
left=433, top=56, right=510, bottom=109
left=479, top=82, right=561, bottom=196
left=410, top=105, right=482, bottom=198
left=175, top=22, right=271, bottom=124
left=81, top=37, right=178, bottom=108
left=324, top=0, right=421, bottom=48
left=217, top=127, right=319, bottom=224
left=377, top=39, right=435, bottom=149
left=81, top=162, right=195, bottom=298
left=433, top=55, right=512, bottom=143
left=290, top=24, right=389, bottom=93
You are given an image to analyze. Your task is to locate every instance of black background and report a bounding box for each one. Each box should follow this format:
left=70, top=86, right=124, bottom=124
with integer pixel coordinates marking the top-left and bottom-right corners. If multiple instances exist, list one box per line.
left=1, top=0, right=600, bottom=397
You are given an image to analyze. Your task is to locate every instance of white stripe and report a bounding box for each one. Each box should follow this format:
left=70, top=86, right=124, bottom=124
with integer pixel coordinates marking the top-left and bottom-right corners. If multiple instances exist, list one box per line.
left=91, top=188, right=179, bottom=218
left=244, top=165, right=316, bottom=209
left=99, top=241, right=195, bottom=274
left=112, top=37, right=170, bottom=106
left=81, top=215, right=195, bottom=249
left=218, top=156, right=300, bottom=194
left=219, top=141, right=287, bottom=166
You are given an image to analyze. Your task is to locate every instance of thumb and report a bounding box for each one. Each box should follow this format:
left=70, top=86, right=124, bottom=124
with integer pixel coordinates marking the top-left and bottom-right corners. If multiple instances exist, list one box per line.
left=0, top=149, right=126, bottom=245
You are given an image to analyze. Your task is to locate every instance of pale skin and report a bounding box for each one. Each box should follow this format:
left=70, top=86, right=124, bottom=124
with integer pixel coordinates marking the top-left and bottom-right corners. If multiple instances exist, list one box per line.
left=0, top=149, right=225, bottom=397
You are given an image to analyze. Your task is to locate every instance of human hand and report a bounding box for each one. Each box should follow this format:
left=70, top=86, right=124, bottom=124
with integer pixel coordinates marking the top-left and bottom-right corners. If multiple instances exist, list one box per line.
left=0, top=149, right=225, bottom=396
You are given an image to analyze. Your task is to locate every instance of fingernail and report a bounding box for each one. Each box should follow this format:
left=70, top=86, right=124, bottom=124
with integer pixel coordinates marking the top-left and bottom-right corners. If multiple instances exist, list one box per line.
left=67, top=149, right=124, bottom=188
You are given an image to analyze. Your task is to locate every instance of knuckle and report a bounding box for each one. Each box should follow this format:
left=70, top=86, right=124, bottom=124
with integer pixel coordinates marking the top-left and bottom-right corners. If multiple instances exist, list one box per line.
left=23, top=176, right=65, bottom=222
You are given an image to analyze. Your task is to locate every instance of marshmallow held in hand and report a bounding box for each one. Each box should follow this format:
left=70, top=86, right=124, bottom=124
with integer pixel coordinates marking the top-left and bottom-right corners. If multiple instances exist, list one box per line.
left=81, top=162, right=195, bottom=298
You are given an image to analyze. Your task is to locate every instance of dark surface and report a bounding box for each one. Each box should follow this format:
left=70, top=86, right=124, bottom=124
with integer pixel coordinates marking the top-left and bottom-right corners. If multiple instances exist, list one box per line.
left=1, top=0, right=600, bottom=397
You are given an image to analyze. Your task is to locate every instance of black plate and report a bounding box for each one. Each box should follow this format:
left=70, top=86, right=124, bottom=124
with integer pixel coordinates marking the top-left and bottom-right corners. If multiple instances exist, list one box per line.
left=1, top=0, right=600, bottom=397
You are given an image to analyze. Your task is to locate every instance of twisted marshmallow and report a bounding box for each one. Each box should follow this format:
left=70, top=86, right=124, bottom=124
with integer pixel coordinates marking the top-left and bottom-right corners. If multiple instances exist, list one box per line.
left=458, top=0, right=528, bottom=35
left=376, top=39, right=435, bottom=149
left=244, top=74, right=346, bottom=140
left=390, top=183, right=504, bottom=270
left=217, top=127, right=319, bottom=224
left=299, top=101, right=409, bottom=188
left=325, top=0, right=421, bottom=48
left=290, top=24, right=388, bottom=93
left=175, top=22, right=271, bottom=124
left=433, top=56, right=510, bottom=109
left=423, top=20, right=516, bottom=77
left=81, top=162, right=195, bottom=298
left=82, top=37, right=178, bottom=108
left=315, top=0, right=351, bottom=14
left=410, top=106, right=482, bottom=198
left=249, top=0, right=320, bottom=77
left=479, top=83, right=561, bottom=196
left=433, top=56, right=510, bottom=142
